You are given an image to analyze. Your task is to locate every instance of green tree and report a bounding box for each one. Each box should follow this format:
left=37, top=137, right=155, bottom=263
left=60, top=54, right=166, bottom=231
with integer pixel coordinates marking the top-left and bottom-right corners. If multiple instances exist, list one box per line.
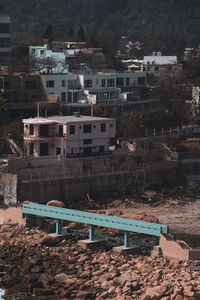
left=77, top=25, right=85, bottom=42
left=44, top=24, right=54, bottom=44
left=8, top=43, right=29, bottom=73
left=153, top=76, right=190, bottom=129
left=118, top=111, right=147, bottom=139
left=68, top=26, right=75, bottom=40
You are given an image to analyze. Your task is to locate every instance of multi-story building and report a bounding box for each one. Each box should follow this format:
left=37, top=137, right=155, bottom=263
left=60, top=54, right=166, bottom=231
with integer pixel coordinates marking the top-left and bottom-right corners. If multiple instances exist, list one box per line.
left=23, top=113, right=116, bottom=157
left=40, top=64, right=146, bottom=104
left=29, top=44, right=68, bottom=74
left=0, top=73, right=58, bottom=119
left=0, top=14, right=11, bottom=62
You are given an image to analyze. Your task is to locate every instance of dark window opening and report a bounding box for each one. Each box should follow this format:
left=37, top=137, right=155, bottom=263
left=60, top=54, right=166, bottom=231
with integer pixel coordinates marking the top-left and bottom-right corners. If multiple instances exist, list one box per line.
left=46, top=80, right=54, bottom=88
left=70, top=125, right=75, bottom=134
left=59, top=125, right=63, bottom=137
left=61, top=92, right=66, bottom=101
left=116, top=78, right=124, bottom=87
left=99, top=146, right=104, bottom=152
left=101, top=123, right=106, bottom=132
left=40, top=143, right=48, bottom=156
left=29, top=124, right=34, bottom=135
left=84, top=80, right=92, bottom=88
left=56, top=147, right=61, bottom=155
left=138, top=77, right=145, bottom=85
left=83, top=124, right=92, bottom=133
left=39, top=125, right=49, bottom=137
left=126, top=77, right=130, bottom=86
left=83, top=139, right=92, bottom=145
left=83, top=147, right=92, bottom=155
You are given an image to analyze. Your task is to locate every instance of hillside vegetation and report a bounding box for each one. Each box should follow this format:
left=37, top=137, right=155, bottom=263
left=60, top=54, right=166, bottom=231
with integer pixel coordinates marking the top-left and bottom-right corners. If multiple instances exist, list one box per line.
left=1, top=0, right=200, bottom=54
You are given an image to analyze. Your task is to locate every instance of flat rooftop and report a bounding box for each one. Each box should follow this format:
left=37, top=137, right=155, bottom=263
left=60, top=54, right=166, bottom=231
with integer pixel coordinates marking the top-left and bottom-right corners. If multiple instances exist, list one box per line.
left=23, top=115, right=115, bottom=124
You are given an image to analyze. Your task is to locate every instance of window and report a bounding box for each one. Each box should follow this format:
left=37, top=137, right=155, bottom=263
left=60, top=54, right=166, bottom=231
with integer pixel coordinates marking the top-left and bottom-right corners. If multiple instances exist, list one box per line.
left=143, top=67, right=146, bottom=71
left=68, top=92, right=72, bottom=103
left=31, top=49, right=36, bottom=55
left=83, top=124, right=92, bottom=133
left=40, top=125, right=49, bottom=137
left=96, top=79, right=98, bottom=85
left=102, top=79, right=106, bottom=87
left=29, top=143, right=34, bottom=155
left=138, top=77, right=145, bottom=85
left=29, top=124, right=34, bottom=135
left=126, top=77, right=130, bottom=86
left=25, top=81, right=36, bottom=89
left=83, top=139, right=92, bottom=145
left=0, top=38, right=10, bottom=48
left=0, top=23, right=10, bottom=34
left=110, top=123, right=113, bottom=128
left=40, top=50, right=44, bottom=55
left=155, top=66, right=159, bottom=72
left=69, top=125, right=75, bottom=134
left=99, top=146, right=104, bottom=152
left=56, top=147, right=61, bottom=155
left=46, top=80, right=54, bottom=88
left=116, top=78, right=124, bottom=87
left=62, top=80, right=66, bottom=87
left=107, top=79, right=115, bottom=87
left=101, top=123, right=106, bottom=132
left=61, top=92, right=66, bottom=101
left=84, top=80, right=92, bottom=88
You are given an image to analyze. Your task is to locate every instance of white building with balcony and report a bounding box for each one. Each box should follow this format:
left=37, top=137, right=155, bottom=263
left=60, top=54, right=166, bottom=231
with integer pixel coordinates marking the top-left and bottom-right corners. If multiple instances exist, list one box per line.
left=23, top=113, right=116, bottom=157
left=40, top=66, right=146, bottom=104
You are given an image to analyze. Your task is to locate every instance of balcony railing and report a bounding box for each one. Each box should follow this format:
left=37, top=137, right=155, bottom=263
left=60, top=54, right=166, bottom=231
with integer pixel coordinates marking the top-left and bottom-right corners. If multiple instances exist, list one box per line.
left=66, top=150, right=111, bottom=158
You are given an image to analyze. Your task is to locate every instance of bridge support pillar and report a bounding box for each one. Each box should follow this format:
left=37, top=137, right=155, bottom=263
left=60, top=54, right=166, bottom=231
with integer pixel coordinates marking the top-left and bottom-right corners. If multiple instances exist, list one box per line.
left=89, top=224, right=95, bottom=241
left=56, top=219, right=61, bottom=235
left=124, top=231, right=130, bottom=248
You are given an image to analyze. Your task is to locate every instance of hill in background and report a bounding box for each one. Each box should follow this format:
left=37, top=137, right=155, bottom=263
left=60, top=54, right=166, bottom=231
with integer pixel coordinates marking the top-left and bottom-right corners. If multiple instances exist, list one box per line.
left=1, top=0, right=200, bottom=55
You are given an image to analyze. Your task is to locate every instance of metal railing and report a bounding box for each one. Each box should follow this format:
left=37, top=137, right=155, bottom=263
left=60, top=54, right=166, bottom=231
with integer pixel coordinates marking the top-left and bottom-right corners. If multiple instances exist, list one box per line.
left=23, top=203, right=168, bottom=248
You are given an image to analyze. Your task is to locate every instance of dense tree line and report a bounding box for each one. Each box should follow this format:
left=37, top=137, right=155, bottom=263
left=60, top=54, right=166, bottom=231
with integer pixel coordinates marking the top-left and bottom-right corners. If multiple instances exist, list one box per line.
left=1, top=0, right=200, bottom=54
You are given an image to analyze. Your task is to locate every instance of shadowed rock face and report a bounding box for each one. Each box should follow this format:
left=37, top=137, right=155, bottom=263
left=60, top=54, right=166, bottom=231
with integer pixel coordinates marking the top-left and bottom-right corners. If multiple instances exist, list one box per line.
left=0, top=223, right=200, bottom=299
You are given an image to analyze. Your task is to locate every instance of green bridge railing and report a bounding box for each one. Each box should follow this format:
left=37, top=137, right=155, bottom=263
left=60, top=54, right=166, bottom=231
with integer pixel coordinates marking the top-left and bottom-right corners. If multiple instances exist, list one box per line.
left=22, top=203, right=168, bottom=248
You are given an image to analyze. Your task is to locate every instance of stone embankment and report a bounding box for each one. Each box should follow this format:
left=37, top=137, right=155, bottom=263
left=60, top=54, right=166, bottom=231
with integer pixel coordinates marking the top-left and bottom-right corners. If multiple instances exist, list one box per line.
left=0, top=224, right=200, bottom=299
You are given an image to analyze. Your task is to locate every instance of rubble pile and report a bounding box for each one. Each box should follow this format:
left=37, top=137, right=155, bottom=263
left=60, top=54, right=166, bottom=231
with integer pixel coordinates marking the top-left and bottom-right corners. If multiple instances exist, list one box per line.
left=0, top=224, right=200, bottom=299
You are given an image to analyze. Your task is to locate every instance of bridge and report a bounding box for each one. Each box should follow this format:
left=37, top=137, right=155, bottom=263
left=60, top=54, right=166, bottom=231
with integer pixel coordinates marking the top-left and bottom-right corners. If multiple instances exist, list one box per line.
left=22, top=203, right=168, bottom=248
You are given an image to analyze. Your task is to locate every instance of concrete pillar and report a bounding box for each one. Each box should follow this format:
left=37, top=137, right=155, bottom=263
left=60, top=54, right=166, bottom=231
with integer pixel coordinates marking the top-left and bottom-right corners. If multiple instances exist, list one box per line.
left=124, top=231, right=130, bottom=248
left=56, top=219, right=61, bottom=235
left=89, top=224, right=95, bottom=241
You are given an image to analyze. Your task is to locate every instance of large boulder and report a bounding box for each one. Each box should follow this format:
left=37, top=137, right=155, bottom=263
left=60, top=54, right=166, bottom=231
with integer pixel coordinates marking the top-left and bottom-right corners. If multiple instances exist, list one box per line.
left=47, top=200, right=65, bottom=208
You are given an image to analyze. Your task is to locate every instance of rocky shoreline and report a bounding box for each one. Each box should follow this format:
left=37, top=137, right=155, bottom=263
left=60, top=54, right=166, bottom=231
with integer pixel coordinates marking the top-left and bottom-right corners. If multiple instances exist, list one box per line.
left=0, top=223, right=200, bottom=300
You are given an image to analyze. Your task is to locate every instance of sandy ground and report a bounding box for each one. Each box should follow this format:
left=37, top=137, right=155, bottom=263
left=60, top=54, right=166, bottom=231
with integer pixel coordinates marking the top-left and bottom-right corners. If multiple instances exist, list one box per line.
left=0, top=207, right=24, bottom=225
left=112, top=198, right=200, bottom=235
left=0, top=198, right=200, bottom=235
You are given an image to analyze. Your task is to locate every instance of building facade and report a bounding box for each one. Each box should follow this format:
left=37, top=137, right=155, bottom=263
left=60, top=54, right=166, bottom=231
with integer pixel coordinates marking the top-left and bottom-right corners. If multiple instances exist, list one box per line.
left=0, top=73, right=58, bottom=119
left=23, top=114, right=116, bottom=157
left=29, top=44, right=68, bottom=74
left=40, top=66, right=146, bottom=104
left=0, top=14, right=11, bottom=62
left=142, top=53, right=183, bottom=77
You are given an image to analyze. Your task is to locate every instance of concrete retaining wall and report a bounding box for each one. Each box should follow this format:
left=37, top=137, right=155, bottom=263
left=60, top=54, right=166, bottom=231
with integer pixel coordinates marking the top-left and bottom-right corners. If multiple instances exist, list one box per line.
left=0, top=173, right=17, bottom=206
left=160, top=233, right=200, bottom=260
